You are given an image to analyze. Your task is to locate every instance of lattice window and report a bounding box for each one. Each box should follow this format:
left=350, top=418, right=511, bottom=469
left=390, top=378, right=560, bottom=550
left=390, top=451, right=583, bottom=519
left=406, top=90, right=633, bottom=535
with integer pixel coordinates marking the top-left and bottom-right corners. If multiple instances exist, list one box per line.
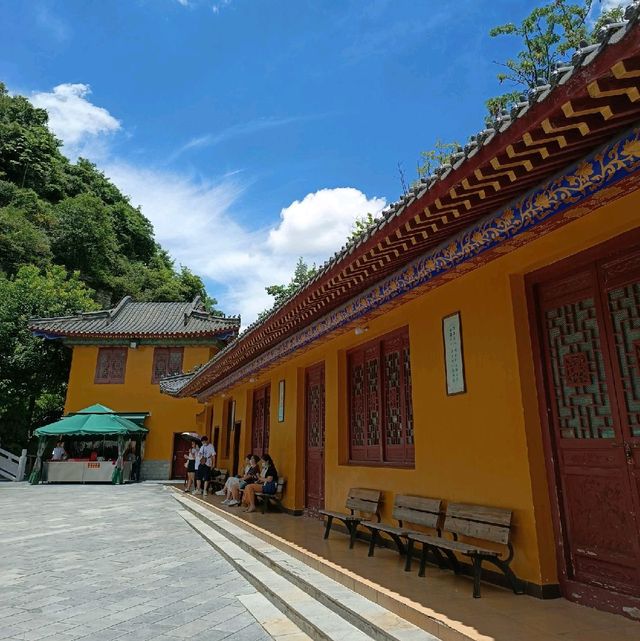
left=348, top=327, right=414, bottom=465
left=151, top=347, right=184, bottom=384
left=94, top=347, right=127, bottom=384
left=252, top=385, right=270, bottom=456
left=608, top=283, right=640, bottom=437
left=544, top=299, right=614, bottom=439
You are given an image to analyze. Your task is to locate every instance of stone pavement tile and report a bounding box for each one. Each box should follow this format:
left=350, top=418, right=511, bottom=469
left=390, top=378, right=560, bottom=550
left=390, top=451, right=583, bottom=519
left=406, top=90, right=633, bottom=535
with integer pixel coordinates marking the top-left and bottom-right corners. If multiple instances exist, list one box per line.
left=223, top=623, right=274, bottom=641
left=212, top=613, right=255, bottom=634
left=170, top=617, right=216, bottom=638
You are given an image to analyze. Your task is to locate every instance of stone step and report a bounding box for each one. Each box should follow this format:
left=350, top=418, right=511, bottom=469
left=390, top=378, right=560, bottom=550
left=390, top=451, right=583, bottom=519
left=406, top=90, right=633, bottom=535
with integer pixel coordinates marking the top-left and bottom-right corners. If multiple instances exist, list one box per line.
left=179, top=508, right=376, bottom=641
left=175, top=494, right=442, bottom=641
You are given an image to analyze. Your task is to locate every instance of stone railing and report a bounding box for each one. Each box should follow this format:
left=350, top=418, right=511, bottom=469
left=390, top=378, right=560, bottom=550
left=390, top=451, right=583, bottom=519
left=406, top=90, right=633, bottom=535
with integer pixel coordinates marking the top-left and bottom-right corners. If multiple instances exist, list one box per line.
left=0, top=446, right=27, bottom=481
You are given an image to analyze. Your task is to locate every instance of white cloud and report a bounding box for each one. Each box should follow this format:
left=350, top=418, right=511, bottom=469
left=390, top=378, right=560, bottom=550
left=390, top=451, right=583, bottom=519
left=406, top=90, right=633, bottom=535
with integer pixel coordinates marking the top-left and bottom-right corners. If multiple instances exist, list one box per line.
left=268, top=188, right=385, bottom=256
left=170, top=115, right=313, bottom=162
left=107, top=163, right=385, bottom=323
left=601, top=0, right=630, bottom=11
left=33, top=81, right=384, bottom=325
left=31, top=83, right=120, bottom=156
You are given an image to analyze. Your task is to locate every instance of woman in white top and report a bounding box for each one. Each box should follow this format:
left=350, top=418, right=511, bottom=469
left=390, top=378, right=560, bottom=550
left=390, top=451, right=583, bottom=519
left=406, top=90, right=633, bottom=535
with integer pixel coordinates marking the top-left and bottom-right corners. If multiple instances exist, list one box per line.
left=219, top=455, right=260, bottom=506
left=183, top=443, right=198, bottom=493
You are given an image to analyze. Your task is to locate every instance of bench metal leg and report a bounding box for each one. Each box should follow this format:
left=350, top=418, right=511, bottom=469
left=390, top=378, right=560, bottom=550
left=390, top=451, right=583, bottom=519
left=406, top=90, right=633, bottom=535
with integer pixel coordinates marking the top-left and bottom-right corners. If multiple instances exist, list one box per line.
left=471, top=556, right=483, bottom=598
left=418, top=544, right=429, bottom=578
left=348, top=522, right=358, bottom=549
left=487, top=557, right=525, bottom=595
left=431, top=547, right=449, bottom=570
left=404, top=538, right=414, bottom=572
left=442, top=549, right=461, bottom=574
left=323, top=515, right=333, bottom=539
left=261, top=497, right=268, bottom=514
left=367, top=529, right=378, bottom=557
left=390, top=534, right=406, bottom=556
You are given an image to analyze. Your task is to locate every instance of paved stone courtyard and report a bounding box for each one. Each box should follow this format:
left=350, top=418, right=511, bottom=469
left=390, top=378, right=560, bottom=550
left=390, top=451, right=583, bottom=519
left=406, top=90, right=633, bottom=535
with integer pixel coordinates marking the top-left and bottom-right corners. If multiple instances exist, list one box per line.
left=0, top=483, right=276, bottom=641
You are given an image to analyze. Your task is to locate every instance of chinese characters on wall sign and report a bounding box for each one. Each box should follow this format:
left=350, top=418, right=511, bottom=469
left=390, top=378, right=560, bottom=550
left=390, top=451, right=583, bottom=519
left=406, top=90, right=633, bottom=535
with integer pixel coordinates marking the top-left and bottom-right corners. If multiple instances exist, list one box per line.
left=443, top=312, right=466, bottom=395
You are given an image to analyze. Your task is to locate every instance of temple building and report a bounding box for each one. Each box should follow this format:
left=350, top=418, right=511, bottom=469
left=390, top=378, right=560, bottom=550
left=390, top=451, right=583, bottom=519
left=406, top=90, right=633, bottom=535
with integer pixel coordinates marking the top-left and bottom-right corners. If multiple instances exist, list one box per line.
left=29, top=295, right=240, bottom=479
left=163, top=16, right=640, bottom=619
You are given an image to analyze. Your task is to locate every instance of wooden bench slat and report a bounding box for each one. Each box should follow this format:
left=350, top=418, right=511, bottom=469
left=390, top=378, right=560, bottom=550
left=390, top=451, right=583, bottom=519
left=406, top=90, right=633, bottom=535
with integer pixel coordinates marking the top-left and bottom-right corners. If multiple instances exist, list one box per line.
left=407, top=532, right=500, bottom=556
left=361, top=521, right=409, bottom=537
left=444, top=516, right=510, bottom=545
left=346, top=497, right=380, bottom=514
left=320, top=510, right=363, bottom=521
left=392, top=507, right=440, bottom=529
left=395, top=495, right=441, bottom=512
left=350, top=488, right=381, bottom=502
left=446, top=503, right=512, bottom=527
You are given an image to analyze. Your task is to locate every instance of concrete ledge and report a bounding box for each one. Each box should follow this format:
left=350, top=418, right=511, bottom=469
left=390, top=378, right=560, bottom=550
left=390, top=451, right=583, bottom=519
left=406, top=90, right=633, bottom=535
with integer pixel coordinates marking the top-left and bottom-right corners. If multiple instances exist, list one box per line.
left=174, top=490, right=466, bottom=641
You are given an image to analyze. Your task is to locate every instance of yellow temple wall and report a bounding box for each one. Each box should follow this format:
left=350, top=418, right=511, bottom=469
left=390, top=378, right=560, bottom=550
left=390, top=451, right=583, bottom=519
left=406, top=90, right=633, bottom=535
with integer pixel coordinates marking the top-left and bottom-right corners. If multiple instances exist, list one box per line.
left=65, top=344, right=213, bottom=468
left=208, top=191, right=640, bottom=589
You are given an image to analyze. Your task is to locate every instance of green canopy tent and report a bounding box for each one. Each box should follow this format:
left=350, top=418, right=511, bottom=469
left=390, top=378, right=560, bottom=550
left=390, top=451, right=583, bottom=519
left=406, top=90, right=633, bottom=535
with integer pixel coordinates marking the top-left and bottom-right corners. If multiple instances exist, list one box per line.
left=30, top=404, right=148, bottom=485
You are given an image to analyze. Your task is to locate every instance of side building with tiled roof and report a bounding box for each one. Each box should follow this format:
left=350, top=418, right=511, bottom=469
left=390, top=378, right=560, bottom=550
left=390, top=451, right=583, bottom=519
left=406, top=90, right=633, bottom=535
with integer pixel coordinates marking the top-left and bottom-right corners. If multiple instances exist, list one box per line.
left=29, top=295, right=240, bottom=480
left=162, top=9, right=640, bottom=618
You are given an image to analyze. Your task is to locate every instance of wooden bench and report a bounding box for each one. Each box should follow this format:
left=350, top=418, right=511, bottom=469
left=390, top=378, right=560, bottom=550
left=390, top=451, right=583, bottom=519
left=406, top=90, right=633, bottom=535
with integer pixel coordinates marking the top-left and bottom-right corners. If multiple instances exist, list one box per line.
left=361, top=495, right=443, bottom=558
left=254, top=477, right=286, bottom=513
left=406, top=503, right=525, bottom=598
left=319, top=488, right=382, bottom=549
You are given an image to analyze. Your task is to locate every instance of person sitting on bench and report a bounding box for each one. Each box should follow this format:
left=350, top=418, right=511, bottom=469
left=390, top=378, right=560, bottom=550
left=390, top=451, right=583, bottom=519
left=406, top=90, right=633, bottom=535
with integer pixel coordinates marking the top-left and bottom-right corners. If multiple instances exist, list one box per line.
left=242, top=454, right=278, bottom=513
left=218, top=454, right=260, bottom=506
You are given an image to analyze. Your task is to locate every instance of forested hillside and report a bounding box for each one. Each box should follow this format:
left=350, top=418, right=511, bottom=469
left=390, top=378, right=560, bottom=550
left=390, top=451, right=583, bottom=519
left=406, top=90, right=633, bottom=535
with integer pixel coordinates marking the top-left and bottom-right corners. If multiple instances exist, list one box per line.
left=0, top=82, right=218, bottom=453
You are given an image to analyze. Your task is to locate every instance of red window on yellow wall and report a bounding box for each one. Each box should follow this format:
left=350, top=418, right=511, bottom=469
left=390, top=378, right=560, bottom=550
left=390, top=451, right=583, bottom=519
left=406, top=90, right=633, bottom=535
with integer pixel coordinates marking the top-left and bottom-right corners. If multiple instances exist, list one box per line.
left=94, top=347, right=128, bottom=384
left=348, top=328, right=414, bottom=465
left=151, top=347, right=184, bottom=384
left=252, top=385, right=270, bottom=457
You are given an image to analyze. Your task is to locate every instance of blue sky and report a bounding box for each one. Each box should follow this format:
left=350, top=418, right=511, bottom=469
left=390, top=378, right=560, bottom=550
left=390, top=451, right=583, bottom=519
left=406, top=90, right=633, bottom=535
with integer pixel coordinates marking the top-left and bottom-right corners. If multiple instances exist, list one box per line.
left=0, top=0, right=618, bottom=323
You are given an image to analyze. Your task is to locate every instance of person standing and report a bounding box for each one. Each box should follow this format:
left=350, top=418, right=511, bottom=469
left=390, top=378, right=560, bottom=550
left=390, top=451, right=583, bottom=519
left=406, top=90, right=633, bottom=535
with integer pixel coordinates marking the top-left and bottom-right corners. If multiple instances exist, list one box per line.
left=194, top=436, right=215, bottom=496
left=183, top=442, right=198, bottom=493
left=51, top=441, right=67, bottom=461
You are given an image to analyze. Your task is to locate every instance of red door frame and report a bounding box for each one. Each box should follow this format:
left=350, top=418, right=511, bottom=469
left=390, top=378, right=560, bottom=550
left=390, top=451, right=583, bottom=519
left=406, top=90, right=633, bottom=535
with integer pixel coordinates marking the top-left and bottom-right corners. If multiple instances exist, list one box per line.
left=525, top=227, right=640, bottom=618
left=304, top=361, right=326, bottom=515
left=171, top=432, right=190, bottom=480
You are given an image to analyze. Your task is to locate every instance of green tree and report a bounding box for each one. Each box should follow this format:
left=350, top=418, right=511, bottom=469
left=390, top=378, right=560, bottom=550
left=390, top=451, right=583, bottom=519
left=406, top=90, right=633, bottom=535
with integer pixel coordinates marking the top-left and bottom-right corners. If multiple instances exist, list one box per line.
left=348, top=212, right=380, bottom=243
left=0, top=206, right=52, bottom=275
left=263, top=258, right=318, bottom=314
left=486, top=0, right=626, bottom=116
left=51, top=193, right=120, bottom=290
left=417, top=139, right=461, bottom=178
left=0, top=265, right=97, bottom=452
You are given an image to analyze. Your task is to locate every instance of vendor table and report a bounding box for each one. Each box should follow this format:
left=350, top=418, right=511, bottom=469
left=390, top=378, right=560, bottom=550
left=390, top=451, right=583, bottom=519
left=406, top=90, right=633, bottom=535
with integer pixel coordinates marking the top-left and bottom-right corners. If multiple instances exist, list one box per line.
left=44, top=460, right=132, bottom=483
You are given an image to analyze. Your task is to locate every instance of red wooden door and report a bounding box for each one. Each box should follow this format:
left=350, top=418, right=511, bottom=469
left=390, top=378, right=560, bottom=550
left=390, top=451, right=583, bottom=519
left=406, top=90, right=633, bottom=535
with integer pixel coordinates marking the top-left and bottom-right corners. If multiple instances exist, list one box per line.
left=305, top=363, right=325, bottom=514
left=171, top=433, right=191, bottom=479
left=252, top=385, right=270, bottom=457
left=536, top=249, right=640, bottom=601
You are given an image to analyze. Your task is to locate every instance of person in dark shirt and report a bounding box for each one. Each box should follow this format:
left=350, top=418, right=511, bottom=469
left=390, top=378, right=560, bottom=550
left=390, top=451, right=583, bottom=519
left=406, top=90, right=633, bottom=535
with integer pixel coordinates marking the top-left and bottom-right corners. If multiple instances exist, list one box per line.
left=242, top=454, right=278, bottom=513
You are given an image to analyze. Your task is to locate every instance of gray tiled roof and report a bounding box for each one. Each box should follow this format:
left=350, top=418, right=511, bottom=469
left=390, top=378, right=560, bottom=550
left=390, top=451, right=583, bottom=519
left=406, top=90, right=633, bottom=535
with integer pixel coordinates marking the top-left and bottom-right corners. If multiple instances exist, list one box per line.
left=29, top=296, right=240, bottom=339
left=159, top=370, right=199, bottom=395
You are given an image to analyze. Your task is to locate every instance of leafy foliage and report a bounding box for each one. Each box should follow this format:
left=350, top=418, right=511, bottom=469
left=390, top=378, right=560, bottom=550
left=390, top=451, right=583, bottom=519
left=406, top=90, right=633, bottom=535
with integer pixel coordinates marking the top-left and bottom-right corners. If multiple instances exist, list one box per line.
left=347, top=212, right=380, bottom=243
left=260, top=258, right=317, bottom=319
left=0, top=82, right=220, bottom=452
left=415, top=1, right=628, bottom=177
left=486, top=0, right=626, bottom=114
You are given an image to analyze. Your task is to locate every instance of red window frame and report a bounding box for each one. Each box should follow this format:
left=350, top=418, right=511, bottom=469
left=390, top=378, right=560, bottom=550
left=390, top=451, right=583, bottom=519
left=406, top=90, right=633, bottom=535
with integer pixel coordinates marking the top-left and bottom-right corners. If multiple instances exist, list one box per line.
left=94, top=347, right=128, bottom=384
left=251, top=384, right=270, bottom=457
left=151, top=347, right=184, bottom=384
left=347, top=327, right=414, bottom=466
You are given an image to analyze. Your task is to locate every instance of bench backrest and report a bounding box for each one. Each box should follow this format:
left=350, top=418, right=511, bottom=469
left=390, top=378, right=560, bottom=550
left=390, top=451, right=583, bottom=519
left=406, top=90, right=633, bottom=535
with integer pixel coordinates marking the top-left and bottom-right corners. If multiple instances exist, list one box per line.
left=346, top=488, right=382, bottom=516
left=393, top=495, right=442, bottom=530
left=443, top=503, right=513, bottom=545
